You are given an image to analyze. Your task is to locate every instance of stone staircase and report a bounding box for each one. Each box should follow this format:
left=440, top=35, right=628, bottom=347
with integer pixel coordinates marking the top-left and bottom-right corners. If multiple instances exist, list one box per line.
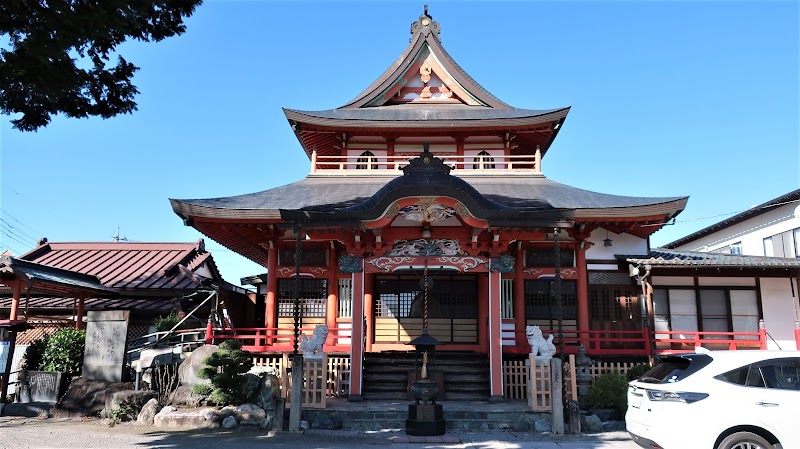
left=362, top=351, right=490, bottom=401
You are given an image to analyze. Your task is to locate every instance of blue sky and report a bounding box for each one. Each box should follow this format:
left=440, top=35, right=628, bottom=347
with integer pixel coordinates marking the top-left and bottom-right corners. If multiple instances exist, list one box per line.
left=1, top=1, right=798, bottom=287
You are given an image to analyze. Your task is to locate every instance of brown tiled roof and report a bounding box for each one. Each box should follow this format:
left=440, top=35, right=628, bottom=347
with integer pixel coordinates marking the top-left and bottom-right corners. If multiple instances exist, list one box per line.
left=0, top=295, right=175, bottom=313
left=18, top=240, right=216, bottom=291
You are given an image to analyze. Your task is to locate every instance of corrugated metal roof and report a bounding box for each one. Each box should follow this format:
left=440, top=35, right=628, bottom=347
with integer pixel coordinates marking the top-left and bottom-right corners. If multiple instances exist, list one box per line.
left=625, top=249, right=800, bottom=268
left=0, top=295, right=174, bottom=312
left=18, top=240, right=215, bottom=291
left=0, top=255, right=113, bottom=294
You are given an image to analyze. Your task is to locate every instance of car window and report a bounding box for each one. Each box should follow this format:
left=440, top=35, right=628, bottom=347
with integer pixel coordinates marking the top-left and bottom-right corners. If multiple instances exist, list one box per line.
left=758, top=359, right=800, bottom=391
left=639, top=354, right=712, bottom=383
left=716, top=357, right=800, bottom=390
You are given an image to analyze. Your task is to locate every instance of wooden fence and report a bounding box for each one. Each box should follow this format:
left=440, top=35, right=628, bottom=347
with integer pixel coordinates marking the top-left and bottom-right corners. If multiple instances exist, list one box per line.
left=252, top=353, right=351, bottom=406
left=502, top=355, right=638, bottom=411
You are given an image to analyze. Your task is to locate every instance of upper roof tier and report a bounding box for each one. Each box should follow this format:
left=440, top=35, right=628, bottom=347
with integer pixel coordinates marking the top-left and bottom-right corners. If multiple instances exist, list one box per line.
left=284, top=7, right=570, bottom=161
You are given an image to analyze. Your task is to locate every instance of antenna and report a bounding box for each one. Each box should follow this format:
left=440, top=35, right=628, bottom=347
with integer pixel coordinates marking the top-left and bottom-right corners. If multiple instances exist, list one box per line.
left=112, top=227, right=128, bottom=242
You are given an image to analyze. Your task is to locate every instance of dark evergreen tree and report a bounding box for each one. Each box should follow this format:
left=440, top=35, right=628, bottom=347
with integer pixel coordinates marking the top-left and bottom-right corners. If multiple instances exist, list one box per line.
left=0, top=0, right=202, bottom=131
left=194, top=340, right=253, bottom=405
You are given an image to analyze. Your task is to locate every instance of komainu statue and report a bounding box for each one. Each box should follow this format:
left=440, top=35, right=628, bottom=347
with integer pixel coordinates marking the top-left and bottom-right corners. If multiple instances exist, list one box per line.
left=299, top=324, right=328, bottom=359
left=526, top=325, right=556, bottom=362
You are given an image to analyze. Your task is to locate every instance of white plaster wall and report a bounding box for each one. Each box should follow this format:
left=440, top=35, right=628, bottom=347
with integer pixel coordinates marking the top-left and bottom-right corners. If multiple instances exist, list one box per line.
left=672, top=203, right=799, bottom=255
left=585, top=228, right=648, bottom=260
left=194, top=264, right=213, bottom=279
left=651, top=276, right=695, bottom=286
left=760, top=277, right=800, bottom=350
left=698, top=277, right=756, bottom=287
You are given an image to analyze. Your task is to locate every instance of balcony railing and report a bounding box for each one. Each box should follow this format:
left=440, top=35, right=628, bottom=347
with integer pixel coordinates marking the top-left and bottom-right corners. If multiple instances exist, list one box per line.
left=212, top=324, right=773, bottom=356
left=310, top=151, right=542, bottom=175
left=502, top=325, right=767, bottom=356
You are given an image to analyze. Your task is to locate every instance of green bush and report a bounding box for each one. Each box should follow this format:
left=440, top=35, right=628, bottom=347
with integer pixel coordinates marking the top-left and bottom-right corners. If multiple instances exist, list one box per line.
left=196, top=340, right=253, bottom=405
left=155, top=310, right=181, bottom=332
left=23, top=333, right=50, bottom=371
left=108, top=401, right=137, bottom=427
left=587, top=372, right=628, bottom=414
left=41, top=328, right=86, bottom=377
left=626, top=363, right=652, bottom=382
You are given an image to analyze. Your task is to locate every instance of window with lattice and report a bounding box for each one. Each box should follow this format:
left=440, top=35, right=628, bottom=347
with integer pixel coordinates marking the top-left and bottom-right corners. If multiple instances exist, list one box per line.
left=277, top=278, right=328, bottom=317
left=524, top=279, right=577, bottom=321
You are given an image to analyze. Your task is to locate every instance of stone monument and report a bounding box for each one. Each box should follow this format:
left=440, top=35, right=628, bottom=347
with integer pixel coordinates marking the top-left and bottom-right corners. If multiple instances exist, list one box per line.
left=82, top=310, right=131, bottom=382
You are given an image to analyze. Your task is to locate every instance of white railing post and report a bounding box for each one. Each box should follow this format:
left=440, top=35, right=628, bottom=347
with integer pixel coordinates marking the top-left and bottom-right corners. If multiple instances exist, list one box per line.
left=534, top=146, right=542, bottom=173
left=310, top=148, right=318, bottom=174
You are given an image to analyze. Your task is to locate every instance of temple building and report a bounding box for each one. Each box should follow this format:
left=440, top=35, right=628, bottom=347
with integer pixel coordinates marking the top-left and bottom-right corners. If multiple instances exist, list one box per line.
left=170, top=8, right=797, bottom=401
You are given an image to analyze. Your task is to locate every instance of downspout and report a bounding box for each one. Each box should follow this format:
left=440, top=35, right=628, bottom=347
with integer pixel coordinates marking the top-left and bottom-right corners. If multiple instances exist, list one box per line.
left=636, top=263, right=653, bottom=361
left=791, top=276, right=799, bottom=350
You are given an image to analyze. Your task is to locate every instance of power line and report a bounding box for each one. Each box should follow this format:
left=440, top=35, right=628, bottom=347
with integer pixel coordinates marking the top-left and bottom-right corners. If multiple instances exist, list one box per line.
left=0, top=207, right=44, bottom=238
left=0, top=228, right=34, bottom=251
left=0, top=222, right=36, bottom=247
left=0, top=217, right=38, bottom=243
left=0, top=241, right=24, bottom=256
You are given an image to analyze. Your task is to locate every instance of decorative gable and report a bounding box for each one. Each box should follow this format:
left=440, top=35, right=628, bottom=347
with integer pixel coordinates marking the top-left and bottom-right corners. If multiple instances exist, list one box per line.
left=367, top=46, right=482, bottom=107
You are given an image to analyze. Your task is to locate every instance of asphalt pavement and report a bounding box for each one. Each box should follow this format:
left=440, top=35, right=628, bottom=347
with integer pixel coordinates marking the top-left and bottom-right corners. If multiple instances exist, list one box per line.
left=0, top=417, right=640, bottom=449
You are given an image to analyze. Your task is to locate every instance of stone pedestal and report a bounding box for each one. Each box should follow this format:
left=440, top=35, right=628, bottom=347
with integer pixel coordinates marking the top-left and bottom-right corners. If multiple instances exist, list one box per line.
left=406, top=403, right=445, bottom=436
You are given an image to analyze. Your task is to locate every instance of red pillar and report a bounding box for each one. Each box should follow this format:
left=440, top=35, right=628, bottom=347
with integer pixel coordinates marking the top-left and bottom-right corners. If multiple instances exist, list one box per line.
left=348, top=264, right=365, bottom=400
left=478, top=274, right=489, bottom=353
left=575, top=244, right=590, bottom=345
left=514, top=245, right=526, bottom=350
left=326, top=246, right=338, bottom=346
left=364, top=273, right=374, bottom=353
left=488, top=268, right=503, bottom=400
left=9, top=281, right=22, bottom=320
left=75, top=294, right=85, bottom=330
left=265, top=244, right=278, bottom=344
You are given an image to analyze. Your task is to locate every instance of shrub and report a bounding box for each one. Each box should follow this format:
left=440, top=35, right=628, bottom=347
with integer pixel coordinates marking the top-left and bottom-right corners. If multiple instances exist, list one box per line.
left=108, top=401, right=137, bottom=427
left=626, top=363, right=652, bottom=382
left=155, top=310, right=181, bottom=332
left=196, top=340, right=253, bottom=405
left=23, top=333, right=50, bottom=371
left=587, top=371, right=628, bottom=414
left=41, top=328, right=86, bottom=377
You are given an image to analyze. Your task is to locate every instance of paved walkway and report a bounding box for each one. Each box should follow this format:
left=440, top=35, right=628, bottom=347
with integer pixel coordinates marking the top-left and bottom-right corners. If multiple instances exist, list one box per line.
left=0, top=416, right=639, bottom=449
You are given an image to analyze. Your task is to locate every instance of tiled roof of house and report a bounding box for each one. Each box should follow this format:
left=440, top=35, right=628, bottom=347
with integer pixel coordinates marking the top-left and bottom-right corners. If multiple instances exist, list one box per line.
left=662, top=189, right=800, bottom=249
left=18, top=239, right=216, bottom=291
left=625, top=249, right=800, bottom=268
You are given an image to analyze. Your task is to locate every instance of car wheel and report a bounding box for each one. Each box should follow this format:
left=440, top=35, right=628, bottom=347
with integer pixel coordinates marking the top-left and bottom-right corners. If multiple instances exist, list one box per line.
left=717, top=431, right=774, bottom=449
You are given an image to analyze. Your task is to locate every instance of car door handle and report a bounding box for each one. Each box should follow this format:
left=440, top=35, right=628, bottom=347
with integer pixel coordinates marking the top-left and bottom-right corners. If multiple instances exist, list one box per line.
left=756, top=401, right=779, bottom=407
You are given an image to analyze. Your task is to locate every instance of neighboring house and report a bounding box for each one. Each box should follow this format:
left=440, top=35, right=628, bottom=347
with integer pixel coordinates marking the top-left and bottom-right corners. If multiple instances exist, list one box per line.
left=663, top=189, right=800, bottom=258
left=0, top=238, right=253, bottom=345
left=648, top=189, right=800, bottom=351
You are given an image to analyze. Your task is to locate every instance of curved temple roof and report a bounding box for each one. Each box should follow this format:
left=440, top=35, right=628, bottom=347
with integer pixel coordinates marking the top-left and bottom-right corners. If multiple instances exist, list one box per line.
left=171, top=174, right=686, bottom=223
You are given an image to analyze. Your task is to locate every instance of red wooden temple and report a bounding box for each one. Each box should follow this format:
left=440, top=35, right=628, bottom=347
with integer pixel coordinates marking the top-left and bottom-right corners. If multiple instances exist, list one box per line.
left=170, top=8, right=781, bottom=401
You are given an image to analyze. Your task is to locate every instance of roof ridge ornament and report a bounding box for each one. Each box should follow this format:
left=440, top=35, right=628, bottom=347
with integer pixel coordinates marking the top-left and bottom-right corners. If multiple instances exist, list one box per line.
left=402, top=142, right=451, bottom=175
left=410, top=5, right=441, bottom=42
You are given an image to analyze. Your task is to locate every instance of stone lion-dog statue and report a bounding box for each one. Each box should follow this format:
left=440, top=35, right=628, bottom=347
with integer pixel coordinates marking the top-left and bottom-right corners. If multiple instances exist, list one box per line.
left=299, top=324, right=329, bottom=359
left=526, top=325, right=556, bottom=361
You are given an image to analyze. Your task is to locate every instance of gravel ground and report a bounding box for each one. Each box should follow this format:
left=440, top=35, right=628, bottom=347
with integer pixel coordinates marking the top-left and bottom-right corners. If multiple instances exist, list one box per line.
left=0, top=416, right=638, bottom=449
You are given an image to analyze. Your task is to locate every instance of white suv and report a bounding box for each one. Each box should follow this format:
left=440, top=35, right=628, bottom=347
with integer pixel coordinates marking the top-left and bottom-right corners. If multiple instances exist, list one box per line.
left=626, top=350, right=800, bottom=449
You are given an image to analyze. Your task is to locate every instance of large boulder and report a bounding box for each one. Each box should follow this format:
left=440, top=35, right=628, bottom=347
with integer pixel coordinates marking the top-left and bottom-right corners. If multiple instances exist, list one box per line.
left=249, top=373, right=280, bottom=411
left=177, top=345, right=218, bottom=386
left=102, top=390, right=156, bottom=419
left=153, top=406, right=220, bottom=429
left=137, top=398, right=161, bottom=426
left=582, top=414, right=604, bottom=433
left=169, top=385, right=207, bottom=407
left=220, top=403, right=266, bottom=425
left=54, top=378, right=135, bottom=417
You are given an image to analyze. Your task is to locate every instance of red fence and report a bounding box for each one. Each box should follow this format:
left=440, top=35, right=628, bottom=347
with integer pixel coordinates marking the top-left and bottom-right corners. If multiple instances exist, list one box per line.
left=502, top=326, right=767, bottom=356
left=212, top=325, right=769, bottom=356
left=211, top=326, right=352, bottom=353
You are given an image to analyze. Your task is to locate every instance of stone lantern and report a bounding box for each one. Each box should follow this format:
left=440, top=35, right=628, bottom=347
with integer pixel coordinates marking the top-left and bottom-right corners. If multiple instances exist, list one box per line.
left=575, top=345, right=593, bottom=407
left=406, top=329, right=445, bottom=436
